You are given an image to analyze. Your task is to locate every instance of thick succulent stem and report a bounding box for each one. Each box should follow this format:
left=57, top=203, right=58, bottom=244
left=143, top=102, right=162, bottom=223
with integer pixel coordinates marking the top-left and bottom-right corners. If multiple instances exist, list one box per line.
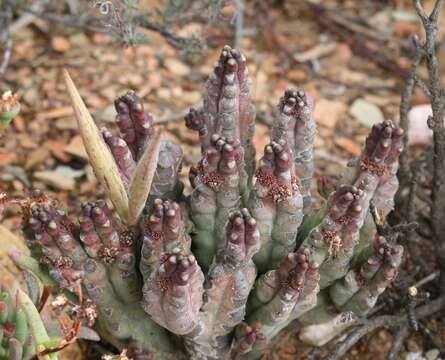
left=246, top=246, right=319, bottom=348
left=352, top=121, right=404, bottom=255
left=112, top=91, right=184, bottom=206
left=140, top=199, right=202, bottom=335
left=114, top=91, right=155, bottom=161
left=331, top=235, right=403, bottom=315
left=304, top=185, right=366, bottom=288
left=65, top=74, right=183, bottom=224
left=249, top=139, right=304, bottom=273
left=353, top=120, right=404, bottom=214
left=79, top=201, right=141, bottom=304
left=189, top=135, right=247, bottom=270
left=186, top=45, right=256, bottom=180
left=231, top=323, right=265, bottom=358
left=142, top=250, right=204, bottom=335
left=303, top=121, right=404, bottom=288
left=185, top=209, right=260, bottom=359
left=140, top=199, right=191, bottom=281
left=102, top=129, right=136, bottom=187
left=272, top=90, right=316, bottom=211
left=299, top=233, right=403, bottom=336
left=22, top=196, right=177, bottom=358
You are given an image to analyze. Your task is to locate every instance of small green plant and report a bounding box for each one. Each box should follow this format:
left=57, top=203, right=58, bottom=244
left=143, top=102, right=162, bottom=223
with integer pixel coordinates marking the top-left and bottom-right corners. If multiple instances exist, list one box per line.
left=0, top=91, right=20, bottom=131
left=0, top=278, right=60, bottom=360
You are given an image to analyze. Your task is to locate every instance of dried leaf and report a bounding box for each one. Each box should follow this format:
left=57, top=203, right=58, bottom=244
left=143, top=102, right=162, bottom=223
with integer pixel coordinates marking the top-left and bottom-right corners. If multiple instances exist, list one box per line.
left=0, top=225, right=29, bottom=253
left=63, top=69, right=129, bottom=221
left=294, top=42, right=337, bottom=63
left=51, top=36, right=71, bottom=52
left=34, top=167, right=79, bottom=191
left=335, top=137, right=362, bottom=156
left=64, top=135, right=88, bottom=160
left=128, top=131, right=162, bottom=225
left=313, top=99, right=347, bottom=129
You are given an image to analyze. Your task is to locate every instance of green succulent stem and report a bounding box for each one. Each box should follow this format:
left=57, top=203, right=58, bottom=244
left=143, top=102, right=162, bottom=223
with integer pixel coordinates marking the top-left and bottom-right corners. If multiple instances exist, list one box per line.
left=16, top=289, right=57, bottom=360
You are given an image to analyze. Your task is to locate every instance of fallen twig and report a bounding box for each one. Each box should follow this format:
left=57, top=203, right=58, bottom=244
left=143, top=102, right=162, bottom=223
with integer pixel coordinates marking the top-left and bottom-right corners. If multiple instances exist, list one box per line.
left=256, top=0, right=305, bottom=67
left=386, top=326, right=409, bottom=360
left=413, top=271, right=439, bottom=289
left=20, top=3, right=191, bottom=50
left=155, top=102, right=202, bottom=125
left=303, top=0, right=391, bottom=43
left=322, top=296, right=445, bottom=360
left=303, top=0, right=409, bottom=79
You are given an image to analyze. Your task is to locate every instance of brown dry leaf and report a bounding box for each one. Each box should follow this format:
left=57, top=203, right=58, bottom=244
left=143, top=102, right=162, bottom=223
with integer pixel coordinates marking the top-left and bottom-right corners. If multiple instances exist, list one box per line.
left=393, top=20, right=418, bottom=39
left=313, top=99, right=347, bottom=129
left=55, top=117, right=77, bottom=130
left=25, top=147, right=50, bottom=170
left=86, top=94, right=106, bottom=109
left=294, top=42, right=337, bottom=63
left=337, top=69, right=367, bottom=84
left=332, top=43, right=352, bottom=64
left=0, top=226, right=28, bottom=284
left=17, top=134, right=38, bottom=149
left=334, top=137, right=362, bottom=156
left=34, top=168, right=76, bottom=191
left=36, top=106, right=74, bottom=120
left=80, top=179, right=99, bottom=194
left=0, top=225, right=28, bottom=253
left=64, top=135, right=88, bottom=160
left=164, top=58, right=190, bottom=76
left=51, top=36, right=71, bottom=52
left=287, top=69, right=307, bottom=82
left=0, top=152, right=17, bottom=165
left=44, top=139, right=71, bottom=162
left=219, top=3, right=236, bottom=19
left=13, top=116, right=25, bottom=132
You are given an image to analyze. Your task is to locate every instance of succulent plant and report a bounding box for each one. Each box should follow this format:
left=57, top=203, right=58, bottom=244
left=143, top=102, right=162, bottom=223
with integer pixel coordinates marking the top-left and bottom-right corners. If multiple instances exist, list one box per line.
left=12, top=46, right=404, bottom=359
left=0, top=279, right=61, bottom=360
left=0, top=91, right=20, bottom=131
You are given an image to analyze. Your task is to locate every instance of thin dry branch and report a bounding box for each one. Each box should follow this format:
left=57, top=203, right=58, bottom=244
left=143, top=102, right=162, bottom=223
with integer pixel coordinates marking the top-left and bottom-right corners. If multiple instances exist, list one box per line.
left=322, top=296, right=445, bottom=360
left=20, top=3, right=191, bottom=49
left=303, top=0, right=409, bottom=78
left=21, top=6, right=108, bottom=34
left=412, top=0, right=445, bottom=293
left=370, top=201, right=418, bottom=244
left=386, top=326, right=409, bottom=360
left=398, top=34, right=424, bottom=189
